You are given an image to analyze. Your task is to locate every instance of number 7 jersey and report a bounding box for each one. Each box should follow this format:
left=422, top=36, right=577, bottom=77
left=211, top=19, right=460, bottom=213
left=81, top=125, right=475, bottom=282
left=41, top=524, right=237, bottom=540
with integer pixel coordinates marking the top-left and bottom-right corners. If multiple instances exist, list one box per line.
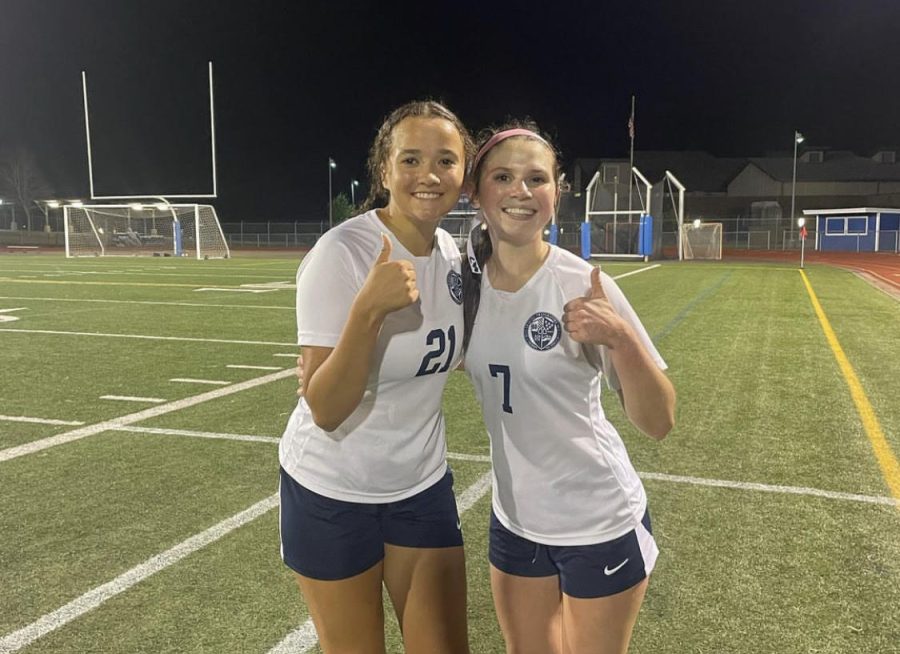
left=464, top=246, right=667, bottom=546
left=279, top=211, right=464, bottom=503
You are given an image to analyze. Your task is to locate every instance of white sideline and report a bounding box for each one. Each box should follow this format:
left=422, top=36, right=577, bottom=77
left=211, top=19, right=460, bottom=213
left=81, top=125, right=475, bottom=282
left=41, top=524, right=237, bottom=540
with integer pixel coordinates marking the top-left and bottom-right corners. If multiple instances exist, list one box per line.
left=0, top=495, right=279, bottom=654
left=169, top=378, right=232, bottom=386
left=0, top=369, right=294, bottom=463
left=0, top=328, right=294, bottom=347
left=639, top=471, right=900, bottom=507
left=0, top=415, right=84, bottom=426
left=266, top=470, right=494, bottom=654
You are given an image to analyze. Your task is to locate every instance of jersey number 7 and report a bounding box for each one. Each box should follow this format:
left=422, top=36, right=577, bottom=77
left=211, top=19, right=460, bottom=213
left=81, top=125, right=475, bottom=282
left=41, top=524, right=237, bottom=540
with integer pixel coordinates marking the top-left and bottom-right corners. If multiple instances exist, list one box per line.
left=488, top=364, right=513, bottom=414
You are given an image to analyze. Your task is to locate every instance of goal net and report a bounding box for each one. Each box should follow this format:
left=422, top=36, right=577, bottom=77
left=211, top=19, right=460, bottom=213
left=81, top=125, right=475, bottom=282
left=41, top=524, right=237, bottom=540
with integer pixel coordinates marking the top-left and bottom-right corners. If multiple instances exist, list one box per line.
left=681, top=222, right=723, bottom=260
left=64, top=204, right=230, bottom=259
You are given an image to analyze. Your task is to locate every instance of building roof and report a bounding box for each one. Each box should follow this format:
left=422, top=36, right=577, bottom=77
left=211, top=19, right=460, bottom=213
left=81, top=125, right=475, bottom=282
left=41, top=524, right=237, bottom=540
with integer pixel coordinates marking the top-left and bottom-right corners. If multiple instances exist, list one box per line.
left=748, top=151, right=900, bottom=183
left=575, top=148, right=900, bottom=192
left=802, top=207, right=900, bottom=215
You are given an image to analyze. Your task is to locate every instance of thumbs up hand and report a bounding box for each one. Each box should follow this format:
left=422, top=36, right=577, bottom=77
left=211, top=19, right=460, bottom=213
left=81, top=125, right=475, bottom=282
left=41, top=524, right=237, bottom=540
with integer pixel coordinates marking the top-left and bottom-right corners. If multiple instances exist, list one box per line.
left=562, top=266, right=630, bottom=347
left=357, top=233, right=419, bottom=320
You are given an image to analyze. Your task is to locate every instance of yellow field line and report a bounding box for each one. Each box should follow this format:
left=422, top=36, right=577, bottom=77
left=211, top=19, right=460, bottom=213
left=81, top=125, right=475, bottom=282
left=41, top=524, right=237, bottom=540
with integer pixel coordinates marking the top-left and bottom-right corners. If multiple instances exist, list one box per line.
left=800, top=270, right=900, bottom=503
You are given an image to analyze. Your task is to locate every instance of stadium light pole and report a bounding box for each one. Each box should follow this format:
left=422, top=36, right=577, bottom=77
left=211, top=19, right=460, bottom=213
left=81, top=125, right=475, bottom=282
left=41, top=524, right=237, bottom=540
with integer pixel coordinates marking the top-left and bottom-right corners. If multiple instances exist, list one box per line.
left=790, top=130, right=804, bottom=244
left=351, top=179, right=359, bottom=206
left=328, top=158, right=337, bottom=230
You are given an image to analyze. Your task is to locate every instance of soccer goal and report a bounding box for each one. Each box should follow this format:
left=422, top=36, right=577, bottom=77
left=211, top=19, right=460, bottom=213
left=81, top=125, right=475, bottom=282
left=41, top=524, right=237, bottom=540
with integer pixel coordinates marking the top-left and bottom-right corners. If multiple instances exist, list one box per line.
left=64, top=204, right=230, bottom=259
left=681, top=222, right=723, bottom=260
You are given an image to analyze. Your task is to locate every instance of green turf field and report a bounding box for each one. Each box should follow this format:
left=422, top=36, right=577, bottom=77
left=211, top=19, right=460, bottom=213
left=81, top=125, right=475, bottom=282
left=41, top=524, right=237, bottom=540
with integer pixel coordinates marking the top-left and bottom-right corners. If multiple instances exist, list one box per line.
left=1, top=253, right=898, bottom=654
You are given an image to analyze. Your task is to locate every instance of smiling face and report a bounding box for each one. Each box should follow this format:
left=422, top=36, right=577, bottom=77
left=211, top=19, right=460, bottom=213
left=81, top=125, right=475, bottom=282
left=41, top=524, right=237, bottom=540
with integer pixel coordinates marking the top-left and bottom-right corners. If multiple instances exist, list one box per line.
left=381, top=117, right=466, bottom=228
left=472, top=137, right=558, bottom=247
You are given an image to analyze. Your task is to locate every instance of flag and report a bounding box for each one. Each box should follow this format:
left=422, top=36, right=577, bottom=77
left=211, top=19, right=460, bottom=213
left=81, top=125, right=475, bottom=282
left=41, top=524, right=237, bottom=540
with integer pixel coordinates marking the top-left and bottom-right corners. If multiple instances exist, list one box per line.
left=800, top=225, right=808, bottom=239
left=627, top=113, right=635, bottom=141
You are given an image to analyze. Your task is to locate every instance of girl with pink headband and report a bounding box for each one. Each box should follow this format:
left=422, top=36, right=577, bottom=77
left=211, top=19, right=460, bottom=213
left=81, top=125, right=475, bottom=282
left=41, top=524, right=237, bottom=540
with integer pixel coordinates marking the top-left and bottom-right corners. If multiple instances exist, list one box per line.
left=462, top=121, right=676, bottom=653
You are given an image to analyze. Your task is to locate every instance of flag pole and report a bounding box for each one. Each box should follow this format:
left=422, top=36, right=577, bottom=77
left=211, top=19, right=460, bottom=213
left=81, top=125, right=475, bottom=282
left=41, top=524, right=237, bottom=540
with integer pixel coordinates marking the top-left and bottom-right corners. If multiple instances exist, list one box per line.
left=627, top=95, right=635, bottom=215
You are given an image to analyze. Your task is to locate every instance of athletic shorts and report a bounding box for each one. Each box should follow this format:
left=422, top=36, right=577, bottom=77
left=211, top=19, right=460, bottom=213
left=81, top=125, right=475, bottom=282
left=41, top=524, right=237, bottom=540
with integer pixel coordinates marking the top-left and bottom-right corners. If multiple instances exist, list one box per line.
left=489, top=509, right=658, bottom=599
left=279, top=467, right=464, bottom=581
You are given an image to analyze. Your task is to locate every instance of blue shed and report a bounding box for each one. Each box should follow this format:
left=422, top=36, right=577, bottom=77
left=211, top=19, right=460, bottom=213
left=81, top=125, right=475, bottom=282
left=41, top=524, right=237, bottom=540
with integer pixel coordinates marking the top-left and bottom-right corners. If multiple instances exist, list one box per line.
left=803, top=207, right=900, bottom=253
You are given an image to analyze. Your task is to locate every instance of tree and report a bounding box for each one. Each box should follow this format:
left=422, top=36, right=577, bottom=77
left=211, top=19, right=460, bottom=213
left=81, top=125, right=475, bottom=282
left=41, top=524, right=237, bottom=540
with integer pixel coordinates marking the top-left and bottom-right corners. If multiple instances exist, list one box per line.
left=332, top=192, right=356, bottom=225
left=0, top=147, right=53, bottom=231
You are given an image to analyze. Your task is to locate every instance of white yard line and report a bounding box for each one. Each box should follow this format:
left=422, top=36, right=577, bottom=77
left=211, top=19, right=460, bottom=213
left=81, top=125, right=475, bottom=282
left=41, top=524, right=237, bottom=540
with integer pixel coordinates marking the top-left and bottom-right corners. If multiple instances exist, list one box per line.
left=0, top=494, right=279, bottom=654
left=273, top=353, right=298, bottom=358
left=610, top=264, right=661, bottom=280
left=114, top=426, right=280, bottom=445
left=0, top=369, right=295, bottom=463
left=639, top=471, right=900, bottom=507
left=0, top=415, right=84, bottom=426
left=169, top=378, right=232, bottom=386
left=99, top=395, right=167, bottom=403
left=0, top=307, right=26, bottom=313
left=100, top=425, right=900, bottom=508
left=447, top=452, right=491, bottom=463
left=0, top=296, right=293, bottom=310
left=0, top=328, right=294, bottom=347
left=267, top=470, right=494, bottom=654
left=194, top=288, right=278, bottom=293
left=266, top=621, right=320, bottom=654
left=226, top=364, right=284, bottom=370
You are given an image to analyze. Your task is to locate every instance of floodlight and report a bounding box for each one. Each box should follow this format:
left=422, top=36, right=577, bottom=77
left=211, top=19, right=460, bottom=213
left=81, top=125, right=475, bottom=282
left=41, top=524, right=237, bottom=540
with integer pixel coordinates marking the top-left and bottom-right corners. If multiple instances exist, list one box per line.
left=693, top=218, right=702, bottom=229
left=795, top=131, right=805, bottom=144
left=97, top=227, right=104, bottom=234
left=47, top=200, right=61, bottom=208
left=155, top=203, right=168, bottom=211
left=130, top=203, right=144, bottom=211
left=328, top=158, right=337, bottom=229
left=71, top=200, right=84, bottom=208
left=797, top=217, right=806, bottom=227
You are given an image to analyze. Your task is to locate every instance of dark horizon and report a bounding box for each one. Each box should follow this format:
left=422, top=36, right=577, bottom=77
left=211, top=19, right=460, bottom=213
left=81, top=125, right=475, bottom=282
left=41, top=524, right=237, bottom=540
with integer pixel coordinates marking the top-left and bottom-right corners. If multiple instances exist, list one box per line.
left=2, top=0, right=900, bottom=222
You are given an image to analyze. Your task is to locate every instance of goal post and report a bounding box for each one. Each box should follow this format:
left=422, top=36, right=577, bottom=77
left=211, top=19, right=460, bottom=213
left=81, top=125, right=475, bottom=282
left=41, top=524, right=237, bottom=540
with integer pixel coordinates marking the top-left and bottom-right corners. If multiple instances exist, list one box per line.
left=63, top=204, right=230, bottom=259
left=681, top=222, right=723, bottom=260
left=581, top=167, right=654, bottom=260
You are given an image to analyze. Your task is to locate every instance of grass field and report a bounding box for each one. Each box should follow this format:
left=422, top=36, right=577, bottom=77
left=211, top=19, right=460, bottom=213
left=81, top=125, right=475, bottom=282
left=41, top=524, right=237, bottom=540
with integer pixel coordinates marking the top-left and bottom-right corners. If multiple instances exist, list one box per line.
left=1, top=252, right=898, bottom=654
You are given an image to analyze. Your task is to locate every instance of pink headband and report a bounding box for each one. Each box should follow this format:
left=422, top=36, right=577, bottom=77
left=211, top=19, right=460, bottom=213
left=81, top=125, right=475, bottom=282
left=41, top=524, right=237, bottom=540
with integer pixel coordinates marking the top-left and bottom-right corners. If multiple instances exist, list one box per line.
left=471, top=128, right=549, bottom=175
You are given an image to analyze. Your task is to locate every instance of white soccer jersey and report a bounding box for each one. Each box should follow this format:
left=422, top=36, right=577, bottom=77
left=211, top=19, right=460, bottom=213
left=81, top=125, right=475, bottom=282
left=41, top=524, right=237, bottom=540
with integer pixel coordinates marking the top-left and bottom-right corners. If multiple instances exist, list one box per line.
left=465, top=246, right=666, bottom=546
left=279, top=210, right=464, bottom=503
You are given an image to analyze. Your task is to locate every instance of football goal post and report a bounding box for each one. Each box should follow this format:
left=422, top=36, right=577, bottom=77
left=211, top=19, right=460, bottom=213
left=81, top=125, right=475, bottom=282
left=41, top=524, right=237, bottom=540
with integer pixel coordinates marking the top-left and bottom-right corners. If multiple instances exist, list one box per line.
left=64, top=203, right=230, bottom=259
left=581, top=167, right=653, bottom=260
left=681, top=222, right=723, bottom=260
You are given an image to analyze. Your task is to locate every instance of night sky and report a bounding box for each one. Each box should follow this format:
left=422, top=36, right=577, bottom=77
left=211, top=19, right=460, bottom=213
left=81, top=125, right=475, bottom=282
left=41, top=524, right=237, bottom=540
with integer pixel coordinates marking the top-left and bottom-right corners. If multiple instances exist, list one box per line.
left=2, top=0, right=899, bottom=222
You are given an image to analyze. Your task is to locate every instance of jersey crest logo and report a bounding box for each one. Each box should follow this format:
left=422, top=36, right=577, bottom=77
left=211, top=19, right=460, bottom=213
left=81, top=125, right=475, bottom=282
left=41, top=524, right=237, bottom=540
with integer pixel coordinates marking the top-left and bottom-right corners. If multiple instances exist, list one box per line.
left=447, top=270, right=463, bottom=305
left=523, top=312, right=561, bottom=351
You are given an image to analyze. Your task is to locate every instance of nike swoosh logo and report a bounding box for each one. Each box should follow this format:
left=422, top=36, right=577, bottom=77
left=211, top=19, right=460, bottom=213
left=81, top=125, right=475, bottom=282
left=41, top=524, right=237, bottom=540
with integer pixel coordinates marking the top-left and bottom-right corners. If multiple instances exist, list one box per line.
left=603, top=558, right=629, bottom=576
left=456, top=518, right=461, bottom=530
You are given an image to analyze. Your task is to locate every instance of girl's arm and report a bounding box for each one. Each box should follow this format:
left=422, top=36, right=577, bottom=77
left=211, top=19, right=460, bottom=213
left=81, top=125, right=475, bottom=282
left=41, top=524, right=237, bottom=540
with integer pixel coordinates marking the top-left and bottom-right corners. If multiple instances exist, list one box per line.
left=563, top=267, right=675, bottom=440
left=303, top=234, right=419, bottom=432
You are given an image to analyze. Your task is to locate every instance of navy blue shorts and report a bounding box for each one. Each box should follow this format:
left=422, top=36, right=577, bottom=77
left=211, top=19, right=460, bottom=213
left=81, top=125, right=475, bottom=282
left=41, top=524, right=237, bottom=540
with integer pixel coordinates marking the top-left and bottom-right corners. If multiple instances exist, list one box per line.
left=279, top=467, right=464, bottom=581
left=489, top=509, right=658, bottom=599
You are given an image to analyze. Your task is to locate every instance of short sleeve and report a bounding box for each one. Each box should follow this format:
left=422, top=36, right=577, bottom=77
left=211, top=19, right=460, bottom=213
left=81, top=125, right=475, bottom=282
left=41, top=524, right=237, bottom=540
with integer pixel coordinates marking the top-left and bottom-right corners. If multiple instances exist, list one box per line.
left=295, top=238, right=364, bottom=347
left=590, top=273, right=667, bottom=391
